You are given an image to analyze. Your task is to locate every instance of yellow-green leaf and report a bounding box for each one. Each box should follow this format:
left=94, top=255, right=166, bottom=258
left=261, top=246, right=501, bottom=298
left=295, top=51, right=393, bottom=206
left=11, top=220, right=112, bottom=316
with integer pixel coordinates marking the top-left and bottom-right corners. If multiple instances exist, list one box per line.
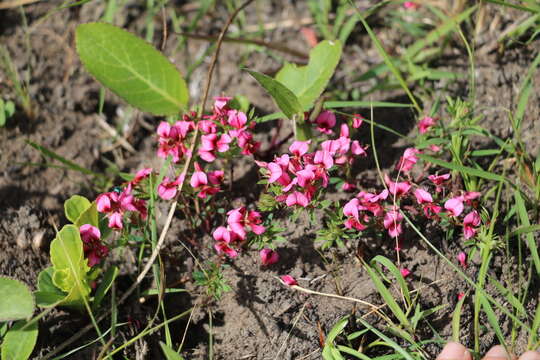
left=76, top=22, right=188, bottom=115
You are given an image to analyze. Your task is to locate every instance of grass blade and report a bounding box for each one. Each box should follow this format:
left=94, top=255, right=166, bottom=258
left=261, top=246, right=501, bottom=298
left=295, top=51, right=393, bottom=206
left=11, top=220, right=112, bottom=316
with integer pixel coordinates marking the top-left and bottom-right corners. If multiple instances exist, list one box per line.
left=513, top=190, right=540, bottom=275
left=349, top=1, right=421, bottom=114
left=404, top=6, right=477, bottom=62
left=357, top=318, right=415, bottom=360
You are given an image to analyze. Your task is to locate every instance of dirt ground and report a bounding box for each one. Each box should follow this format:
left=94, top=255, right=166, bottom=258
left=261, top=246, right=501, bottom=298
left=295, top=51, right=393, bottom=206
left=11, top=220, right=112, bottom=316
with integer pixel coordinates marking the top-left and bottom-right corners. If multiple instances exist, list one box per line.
left=1, top=1, right=539, bottom=359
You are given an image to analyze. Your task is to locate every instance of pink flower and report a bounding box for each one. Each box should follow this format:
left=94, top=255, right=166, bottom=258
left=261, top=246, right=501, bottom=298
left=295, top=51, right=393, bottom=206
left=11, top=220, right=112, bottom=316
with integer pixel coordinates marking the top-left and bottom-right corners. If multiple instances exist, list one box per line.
left=457, top=292, right=465, bottom=301
left=198, top=119, right=217, bottom=134
left=132, top=168, right=152, bottom=184
left=285, top=191, right=310, bottom=207
left=213, top=96, right=232, bottom=115
left=260, top=249, right=279, bottom=266
left=352, top=114, right=363, bottom=129
left=384, top=174, right=411, bottom=197
left=428, top=173, right=450, bottom=192
left=428, top=173, right=450, bottom=186
left=214, top=242, right=238, bottom=258
left=237, top=131, right=260, bottom=156
left=158, top=176, right=183, bottom=200
left=190, top=165, right=208, bottom=188
left=315, top=110, right=336, bottom=134
left=457, top=252, right=467, bottom=268
left=342, top=182, right=357, bottom=192
left=79, top=224, right=108, bottom=267
left=80, top=224, right=100, bottom=243
left=400, top=268, right=411, bottom=278
left=213, top=226, right=238, bottom=257
left=444, top=197, right=464, bottom=217
left=280, top=275, right=298, bottom=286
left=396, top=148, right=420, bottom=172
left=227, top=207, right=266, bottom=240
left=463, top=210, right=481, bottom=239
left=429, top=144, right=442, bottom=152
left=227, top=109, right=247, bottom=129
left=383, top=208, right=403, bottom=238
left=156, top=121, right=193, bottom=163
left=418, top=116, right=435, bottom=133
left=462, top=191, right=481, bottom=203
left=414, top=188, right=433, bottom=204
left=314, top=150, right=334, bottom=169
left=199, top=133, right=232, bottom=162
left=96, top=185, right=140, bottom=229
left=213, top=226, right=235, bottom=243
left=289, top=140, right=310, bottom=157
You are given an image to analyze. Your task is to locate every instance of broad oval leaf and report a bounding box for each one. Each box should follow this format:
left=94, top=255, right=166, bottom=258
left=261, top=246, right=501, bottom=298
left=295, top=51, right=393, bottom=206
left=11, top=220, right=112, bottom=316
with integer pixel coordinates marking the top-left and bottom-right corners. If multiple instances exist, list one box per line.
left=75, top=202, right=99, bottom=228
left=245, top=69, right=302, bottom=119
left=50, top=225, right=91, bottom=310
left=0, top=277, right=35, bottom=321
left=76, top=22, right=188, bottom=115
left=1, top=320, right=38, bottom=360
left=275, top=40, right=342, bottom=109
left=64, top=195, right=91, bottom=224
left=35, top=267, right=66, bottom=308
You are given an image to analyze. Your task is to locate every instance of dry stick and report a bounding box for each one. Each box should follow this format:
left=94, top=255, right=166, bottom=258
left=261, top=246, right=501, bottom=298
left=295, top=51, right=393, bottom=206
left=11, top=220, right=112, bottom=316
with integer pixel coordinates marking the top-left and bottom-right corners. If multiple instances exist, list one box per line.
left=41, top=1, right=255, bottom=359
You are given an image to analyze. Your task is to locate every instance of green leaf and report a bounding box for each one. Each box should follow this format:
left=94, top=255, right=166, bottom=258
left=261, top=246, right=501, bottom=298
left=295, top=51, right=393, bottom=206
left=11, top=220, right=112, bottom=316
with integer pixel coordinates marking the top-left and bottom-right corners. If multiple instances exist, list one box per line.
left=50, top=225, right=91, bottom=310
left=418, top=154, right=506, bottom=182
left=363, top=262, right=411, bottom=330
left=159, top=342, right=185, bottom=360
left=75, top=22, right=188, bottom=116
left=275, top=40, right=342, bottom=109
left=92, top=266, right=118, bottom=311
left=35, top=267, right=66, bottom=308
left=245, top=69, right=302, bottom=119
left=514, top=190, right=540, bottom=275
left=357, top=318, right=415, bottom=360
left=64, top=195, right=91, bottom=223
left=75, top=203, right=99, bottom=228
left=370, top=255, right=411, bottom=307
left=1, top=320, right=38, bottom=360
left=0, top=277, right=34, bottom=321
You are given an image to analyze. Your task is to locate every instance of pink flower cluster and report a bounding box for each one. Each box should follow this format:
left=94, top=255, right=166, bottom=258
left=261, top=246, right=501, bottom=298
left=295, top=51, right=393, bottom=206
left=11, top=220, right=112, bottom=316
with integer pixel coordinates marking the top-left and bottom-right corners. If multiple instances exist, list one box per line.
left=198, top=97, right=260, bottom=162
left=257, top=123, right=366, bottom=208
left=213, top=207, right=266, bottom=258
left=343, top=148, right=482, bottom=240
left=157, top=116, right=195, bottom=163
left=96, top=178, right=148, bottom=230
left=79, top=224, right=108, bottom=267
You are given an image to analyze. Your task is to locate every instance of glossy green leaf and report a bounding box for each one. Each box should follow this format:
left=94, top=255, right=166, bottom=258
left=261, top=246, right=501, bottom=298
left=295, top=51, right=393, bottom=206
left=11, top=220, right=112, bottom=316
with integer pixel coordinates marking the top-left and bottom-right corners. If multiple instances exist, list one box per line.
left=276, top=40, right=342, bottom=109
left=50, top=225, right=90, bottom=310
left=0, top=277, right=34, bottom=321
left=76, top=22, right=188, bottom=115
left=245, top=69, right=302, bottom=119
left=64, top=195, right=91, bottom=224
left=35, top=267, right=66, bottom=308
left=1, top=320, right=38, bottom=360
left=159, top=342, right=185, bottom=360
